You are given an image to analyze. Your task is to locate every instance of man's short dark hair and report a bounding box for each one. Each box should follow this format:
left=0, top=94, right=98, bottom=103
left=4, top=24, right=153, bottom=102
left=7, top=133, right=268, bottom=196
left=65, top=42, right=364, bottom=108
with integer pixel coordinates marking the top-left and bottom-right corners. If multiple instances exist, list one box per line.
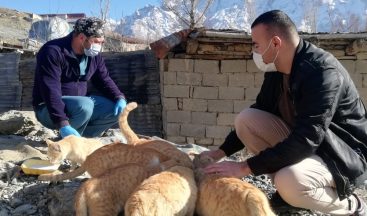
left=251, top=10, right=298, bottom=40
left=73, top=17, right=104, bottom=38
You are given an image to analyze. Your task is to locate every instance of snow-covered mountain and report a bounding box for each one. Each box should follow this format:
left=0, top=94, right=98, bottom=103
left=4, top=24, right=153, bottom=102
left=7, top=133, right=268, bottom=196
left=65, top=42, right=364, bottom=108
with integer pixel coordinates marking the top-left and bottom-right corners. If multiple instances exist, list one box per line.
left=112, top=0, right=367, bottom=41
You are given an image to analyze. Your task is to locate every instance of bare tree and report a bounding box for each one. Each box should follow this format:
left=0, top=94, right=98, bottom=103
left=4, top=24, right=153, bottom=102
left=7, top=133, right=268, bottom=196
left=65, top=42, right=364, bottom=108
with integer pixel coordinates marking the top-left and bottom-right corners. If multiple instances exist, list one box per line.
left=244, top=0, right=256, bottom=26
left=302, top=0, right=322, bottom=33
left=162, top=0, right=214, bottom=29
left=99, top=0, right=110, bottom=22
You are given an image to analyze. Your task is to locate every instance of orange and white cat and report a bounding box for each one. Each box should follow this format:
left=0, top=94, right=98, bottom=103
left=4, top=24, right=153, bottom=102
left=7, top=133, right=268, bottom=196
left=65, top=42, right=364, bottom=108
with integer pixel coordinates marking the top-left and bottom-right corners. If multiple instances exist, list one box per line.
left=38, top=142, right=177, bottom=182
left=74, top=163, right=161, bottom=216
left=125, top=165, right=197, bottom=216
left=193, top=154, right=276, bottom=216
left=45, top=135, right=104, bottom=169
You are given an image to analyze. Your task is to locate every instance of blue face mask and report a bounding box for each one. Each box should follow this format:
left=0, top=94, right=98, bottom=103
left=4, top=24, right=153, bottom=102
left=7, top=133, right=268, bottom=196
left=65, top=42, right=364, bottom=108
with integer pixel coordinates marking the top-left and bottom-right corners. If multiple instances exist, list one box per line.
left=84, top=43, right=102, bottom=57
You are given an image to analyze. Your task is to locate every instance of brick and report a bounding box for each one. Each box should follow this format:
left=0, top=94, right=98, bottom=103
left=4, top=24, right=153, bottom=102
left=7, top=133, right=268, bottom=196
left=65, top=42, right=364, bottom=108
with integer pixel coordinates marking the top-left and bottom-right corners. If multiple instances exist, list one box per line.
left=168, top=59, right=194, bottom=72
left=193, top=87, right=218, bottom=99
left=221, top=60, right=247, bottom=73
left=363, top=74, right=367, bottom=88
left=187, top=137, right=195, bottom=144
left=160, top=59, right=169, bottom=72
left=219, top=87, right=244, bottom=100
left=228, top=73, right=254, bottom=87
left=254, top=73, right=265, bottom=87
left=162, top=98, right=178, bottom=110
left=182, top=99, right=207, bottom=111
left=245, top=87, right=261, bottom=101
left=328, top=50, right=345, bottom=57
left=234, top=100, right=253, bottom=113
left=358, top=88, right=367, bottom=104
left=164, top=85, right=190, bottom=98
left=166, top=123, right=180, bottom=136
left=356, top=60, right=367, bottom=74
left=194, top=60, right=220, bottom=73
left=247, top=60, right=261, bottom=73
left=350, top=73, right=363, bottom=88
left=357, top=53, right=367, bottom=60
left=177, top=72, right=202, bottom=85
left=191, top=112, right=217, bottom=125
left=213, top=138, right=226, bottom=146
left=206, top=126, right=232, bottom=139
left=203, top=73, right=228, bottom=87
left=208, top=145, right=220, bottom=150
left=166, top=136, right=186, bottom=144
left=167, top=111, right=191, bottom=123
left=340, top=60, right=356, bottom=74
left=163, top=72, right=177, bottom=84
left=208, top=100, right=234, bottom=113
left=217, top=113, right=237, bottom=126
left=195, top=138, right=213, bottom=145
left=180, top=124, right=206, bottom=137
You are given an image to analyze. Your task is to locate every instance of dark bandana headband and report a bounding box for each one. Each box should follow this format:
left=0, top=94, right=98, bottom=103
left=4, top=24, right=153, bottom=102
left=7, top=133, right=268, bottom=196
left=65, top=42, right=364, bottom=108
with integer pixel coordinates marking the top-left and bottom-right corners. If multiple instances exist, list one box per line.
left=73, top=17, right=104, bottom=37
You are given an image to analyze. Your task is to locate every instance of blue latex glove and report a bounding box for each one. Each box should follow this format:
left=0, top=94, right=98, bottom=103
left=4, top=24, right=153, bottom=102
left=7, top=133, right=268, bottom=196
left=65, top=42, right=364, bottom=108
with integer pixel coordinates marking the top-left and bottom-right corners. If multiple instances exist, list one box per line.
left=59, top=125, right=81, bottom=138
left=114, top=98, right=127, bottom=116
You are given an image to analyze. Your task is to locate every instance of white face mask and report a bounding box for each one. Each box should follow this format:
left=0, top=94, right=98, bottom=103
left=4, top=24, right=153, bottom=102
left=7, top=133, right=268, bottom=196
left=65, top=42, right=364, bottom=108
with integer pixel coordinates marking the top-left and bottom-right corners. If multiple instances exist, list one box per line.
left=252, top=39, right=279, bottom=72
left=84, top=43, right=102, bottom=57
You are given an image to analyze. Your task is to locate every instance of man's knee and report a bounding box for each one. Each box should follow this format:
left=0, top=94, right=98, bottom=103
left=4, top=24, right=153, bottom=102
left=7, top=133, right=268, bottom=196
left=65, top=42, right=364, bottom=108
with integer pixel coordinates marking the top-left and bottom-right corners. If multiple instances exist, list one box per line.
left=234, top=108, right=257, bottom=131
left=64, top=96, right=94, bottom=118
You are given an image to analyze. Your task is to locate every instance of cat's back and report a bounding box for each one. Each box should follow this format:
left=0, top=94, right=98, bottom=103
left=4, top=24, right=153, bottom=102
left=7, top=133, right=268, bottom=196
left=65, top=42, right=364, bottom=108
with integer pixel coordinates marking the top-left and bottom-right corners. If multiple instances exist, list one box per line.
left=125, top=166, right=197, bottom=216
left=83, top=142, right=168, bottom=177
left=135, top=140, right=193, bottom=169
left=197, top=176, right=275, bottom=216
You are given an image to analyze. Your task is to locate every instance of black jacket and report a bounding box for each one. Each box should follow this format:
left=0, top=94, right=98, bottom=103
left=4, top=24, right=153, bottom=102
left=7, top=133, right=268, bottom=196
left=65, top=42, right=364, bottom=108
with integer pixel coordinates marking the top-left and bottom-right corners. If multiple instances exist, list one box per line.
left=219, top=39, right=367, bottom=199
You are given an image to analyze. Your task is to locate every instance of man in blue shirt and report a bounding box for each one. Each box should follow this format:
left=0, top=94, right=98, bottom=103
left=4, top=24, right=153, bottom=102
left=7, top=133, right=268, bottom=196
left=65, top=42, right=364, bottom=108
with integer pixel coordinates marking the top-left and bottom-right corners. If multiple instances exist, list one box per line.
left=32, top=17, right=126, bottom=138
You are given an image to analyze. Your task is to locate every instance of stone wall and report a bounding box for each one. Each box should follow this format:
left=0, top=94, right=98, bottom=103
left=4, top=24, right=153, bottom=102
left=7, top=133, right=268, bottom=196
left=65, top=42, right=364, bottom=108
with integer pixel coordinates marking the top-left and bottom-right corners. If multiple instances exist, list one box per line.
left=160, top=33, right=367, bottom=149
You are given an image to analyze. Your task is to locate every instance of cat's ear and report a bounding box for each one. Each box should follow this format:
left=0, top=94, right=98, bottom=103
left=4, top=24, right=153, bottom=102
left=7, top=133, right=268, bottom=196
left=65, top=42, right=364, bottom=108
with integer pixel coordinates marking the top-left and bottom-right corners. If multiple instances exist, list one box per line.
left=49, top=142, right=61, bottom=152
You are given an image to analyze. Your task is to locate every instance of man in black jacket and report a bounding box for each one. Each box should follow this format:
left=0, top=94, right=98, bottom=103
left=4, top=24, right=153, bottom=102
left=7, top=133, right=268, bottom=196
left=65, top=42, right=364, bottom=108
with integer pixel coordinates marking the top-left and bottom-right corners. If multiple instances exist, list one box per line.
left=203, top=10, right=367, bottom=215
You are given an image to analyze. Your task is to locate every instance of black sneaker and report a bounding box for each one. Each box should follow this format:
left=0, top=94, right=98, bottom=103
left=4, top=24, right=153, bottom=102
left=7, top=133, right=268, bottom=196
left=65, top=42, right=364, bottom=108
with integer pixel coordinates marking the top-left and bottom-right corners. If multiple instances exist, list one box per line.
left=352, top=194, right=367, bottom=216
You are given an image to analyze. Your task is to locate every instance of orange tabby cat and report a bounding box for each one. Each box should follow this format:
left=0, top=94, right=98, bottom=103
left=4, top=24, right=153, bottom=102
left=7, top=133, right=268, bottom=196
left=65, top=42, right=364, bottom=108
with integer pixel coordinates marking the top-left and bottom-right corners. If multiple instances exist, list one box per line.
left=119, top=102, right=193, bottom=169
left=45, top=135, right=104, bottom=169
left=193, top=154, right=276, bottom=216
left=125, top=165, right=197, bottom=216
left=74, top=163, right=161, bottom=216
left=38, top=142, right=179, bottom=182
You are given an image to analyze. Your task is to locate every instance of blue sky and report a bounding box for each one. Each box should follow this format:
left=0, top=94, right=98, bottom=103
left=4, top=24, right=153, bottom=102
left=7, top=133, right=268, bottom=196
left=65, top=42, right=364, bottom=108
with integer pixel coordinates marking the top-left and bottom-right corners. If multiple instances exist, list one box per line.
left=0, top=0, right=159, bottom=20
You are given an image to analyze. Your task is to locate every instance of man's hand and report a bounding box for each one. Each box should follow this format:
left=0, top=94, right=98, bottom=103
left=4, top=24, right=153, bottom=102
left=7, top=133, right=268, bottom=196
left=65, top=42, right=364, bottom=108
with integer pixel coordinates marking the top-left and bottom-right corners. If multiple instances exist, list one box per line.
left=114, top=98, right=127, bottom=116
left=199, top=149, right=226, bottom=162
left=59, top=125, right=81, bottom=138
left=204, top=160, right=252, bottom=178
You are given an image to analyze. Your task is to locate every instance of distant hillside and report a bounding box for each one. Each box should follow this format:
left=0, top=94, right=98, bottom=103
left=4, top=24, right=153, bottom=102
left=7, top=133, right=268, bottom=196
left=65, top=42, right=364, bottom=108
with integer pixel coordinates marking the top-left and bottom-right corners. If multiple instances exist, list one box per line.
left=0, top=8, right=32, bottom=47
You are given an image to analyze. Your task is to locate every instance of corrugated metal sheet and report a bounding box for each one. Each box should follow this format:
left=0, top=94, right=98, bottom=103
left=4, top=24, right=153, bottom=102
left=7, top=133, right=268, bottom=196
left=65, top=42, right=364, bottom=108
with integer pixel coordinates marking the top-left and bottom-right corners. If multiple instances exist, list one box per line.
left=0, top=53, right=21, bottom=112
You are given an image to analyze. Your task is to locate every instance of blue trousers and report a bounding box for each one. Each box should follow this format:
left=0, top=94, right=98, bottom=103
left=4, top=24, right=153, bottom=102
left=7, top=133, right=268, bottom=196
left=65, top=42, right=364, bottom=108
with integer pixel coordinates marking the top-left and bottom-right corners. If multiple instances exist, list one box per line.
left=35, top=95, right=118, bottom=137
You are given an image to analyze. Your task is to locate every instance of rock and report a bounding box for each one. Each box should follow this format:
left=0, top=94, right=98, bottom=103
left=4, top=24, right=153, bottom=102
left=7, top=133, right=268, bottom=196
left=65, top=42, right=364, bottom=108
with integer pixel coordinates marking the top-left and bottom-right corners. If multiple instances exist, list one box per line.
left=12, top=204, right=37, bottom=215
left=47, top=182, right=82, bottom=216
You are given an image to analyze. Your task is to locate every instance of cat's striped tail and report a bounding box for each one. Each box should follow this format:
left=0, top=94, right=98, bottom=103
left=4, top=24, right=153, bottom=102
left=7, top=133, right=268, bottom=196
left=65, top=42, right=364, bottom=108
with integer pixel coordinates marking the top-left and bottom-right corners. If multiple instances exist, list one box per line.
left=37, top=166, right=86, bottom=182
left=118, top=102, right=140, bottom=144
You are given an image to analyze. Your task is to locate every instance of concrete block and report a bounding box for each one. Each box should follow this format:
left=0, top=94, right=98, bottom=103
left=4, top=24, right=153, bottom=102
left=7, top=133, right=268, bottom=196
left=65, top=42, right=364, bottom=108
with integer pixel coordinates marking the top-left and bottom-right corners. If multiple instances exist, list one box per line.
left=194, top=60, right=220, bottom=73
left=217, top=113, right=237, bottom=126
left=177, top=72, right=202, bottom=85
left=180, top=124, right=206, bottom=137
left=206, top=126, right=232, bottom=139
left=203, top=73, right=228, bottom=87
left=208, top=100, right=234, bottom=113
left=350, top=73, right=363, bottom=88
left=363, top=74, right=367, bottom=88
left=164, top=85, right=190, bottom=98
left=191, top=112, right=217, bottom=125
left=213, top=138, right=226, bottom=146
left=163, top=72, right=177, bottom=85
left=254, top=73, right=265, bottom=87
left=234, top=100, right=253, bottom=113
left=166, top=110, right=191, bottom=123
left=245, top=87, right=260, bottom=101
left=356, top=60, right=367, bottom=74
left=340, top=60, right=356, bottom=74
left=168, top=59, right=194, bottom=72
left=182, top=99, right=207, bottom=111
left=247, top=60, right=261, bottom=73
left=162, top=98, right=178, bottom=110
left=221, top=60, right=247, bottom=73
left=193, top=87, right=218, bottom=99
left=166, top=136, right=186, bottom=144
left=195, top=138, right=213, bottom=146
left=228, top=73, right=254, bottom=87
left=219, top=87, right=244, bottom=100
left=166, top=123, right=180, bottom=136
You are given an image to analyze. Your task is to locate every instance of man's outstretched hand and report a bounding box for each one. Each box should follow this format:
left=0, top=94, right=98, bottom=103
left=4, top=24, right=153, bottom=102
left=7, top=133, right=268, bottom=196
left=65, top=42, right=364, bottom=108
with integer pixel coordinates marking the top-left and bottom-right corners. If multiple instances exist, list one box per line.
left=114, top=98, right=127, bottom=116
left=59, top=125, right=81, bottom=138
left=204, top=160, right=252, bottom=178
